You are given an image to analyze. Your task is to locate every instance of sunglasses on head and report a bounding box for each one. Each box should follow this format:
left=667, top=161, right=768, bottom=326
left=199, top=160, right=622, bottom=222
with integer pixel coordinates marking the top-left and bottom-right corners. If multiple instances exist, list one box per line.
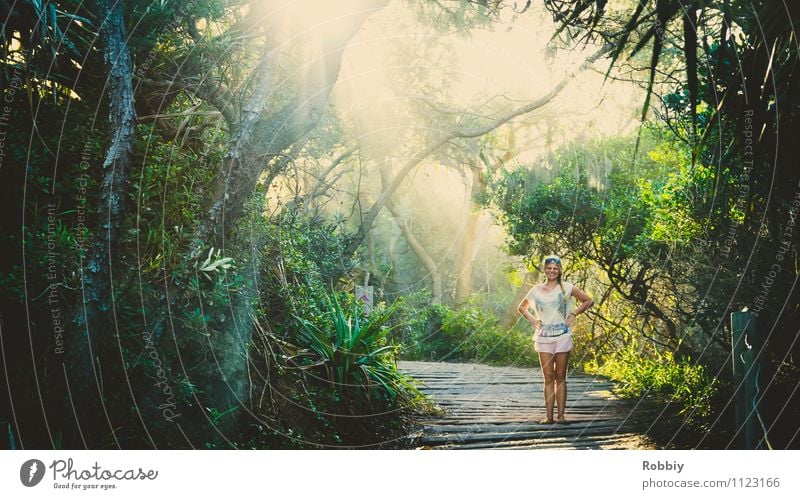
left=544, top=257, right=561, bottom=264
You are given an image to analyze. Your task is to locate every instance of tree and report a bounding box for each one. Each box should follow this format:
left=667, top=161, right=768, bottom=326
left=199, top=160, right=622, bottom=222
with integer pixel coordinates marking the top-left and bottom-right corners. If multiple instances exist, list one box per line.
left=2, top=0, right=392, bottom=447
left=341, top=45, right=610, bottom=260
left=379, top=160, right=444, bottom=304
left=529, top=0, right=800, bottom=446
left=67, top=0, right=137, bottom=428
left=486, top=130, right=724, bottom=355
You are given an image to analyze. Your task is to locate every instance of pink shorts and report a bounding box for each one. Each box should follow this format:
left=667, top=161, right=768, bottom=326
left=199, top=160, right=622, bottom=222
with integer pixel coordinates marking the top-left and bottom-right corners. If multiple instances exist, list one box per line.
left=534, top=335, right=574, bottom=354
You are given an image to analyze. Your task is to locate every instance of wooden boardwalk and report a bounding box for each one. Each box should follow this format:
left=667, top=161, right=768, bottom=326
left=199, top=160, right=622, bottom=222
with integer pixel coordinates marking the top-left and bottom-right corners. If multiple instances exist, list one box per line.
left=399, top=361, right=655, bottom=450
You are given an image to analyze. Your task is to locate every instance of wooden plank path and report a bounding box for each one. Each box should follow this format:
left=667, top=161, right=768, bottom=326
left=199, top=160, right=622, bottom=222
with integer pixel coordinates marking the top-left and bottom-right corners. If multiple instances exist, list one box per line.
left=399, top=361, right=655, bottom=450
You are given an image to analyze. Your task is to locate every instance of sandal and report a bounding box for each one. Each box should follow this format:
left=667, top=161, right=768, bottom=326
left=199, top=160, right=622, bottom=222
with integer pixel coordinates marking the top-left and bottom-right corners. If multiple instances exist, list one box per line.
left=538, top=418, right=555, bottom=424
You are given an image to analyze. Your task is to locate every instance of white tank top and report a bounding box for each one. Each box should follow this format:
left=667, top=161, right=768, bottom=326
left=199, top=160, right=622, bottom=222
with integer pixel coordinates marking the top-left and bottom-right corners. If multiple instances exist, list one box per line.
left=526, top=281, right=574, bottom=342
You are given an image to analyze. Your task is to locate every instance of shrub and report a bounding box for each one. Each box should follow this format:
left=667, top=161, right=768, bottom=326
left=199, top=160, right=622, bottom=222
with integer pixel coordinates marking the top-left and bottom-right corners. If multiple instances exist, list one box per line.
left=584, top=341, right=717, bottom=427
left=393, top=298, right=539, bottom=366
left=293, top=292, right=423, bottom=410
left=390, top=293, right=450, bottom=360
left=465, top=321, right=539, bottom=367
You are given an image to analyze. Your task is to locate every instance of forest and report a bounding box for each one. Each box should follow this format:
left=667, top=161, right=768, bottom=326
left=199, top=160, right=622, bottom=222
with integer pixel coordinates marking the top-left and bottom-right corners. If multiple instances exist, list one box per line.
left=1, top=0, right=798, bottom=450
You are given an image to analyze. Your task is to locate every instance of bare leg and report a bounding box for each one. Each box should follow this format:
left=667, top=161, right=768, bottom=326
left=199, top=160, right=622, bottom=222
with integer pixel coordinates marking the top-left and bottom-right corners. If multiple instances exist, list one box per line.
left=554, top=351, right=570, bottom=422
left=538, top=352, right=556, bottom=423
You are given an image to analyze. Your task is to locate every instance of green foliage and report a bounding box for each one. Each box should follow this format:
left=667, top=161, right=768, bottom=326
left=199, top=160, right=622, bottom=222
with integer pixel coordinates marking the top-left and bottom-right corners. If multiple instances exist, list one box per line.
left=485, top=127, right=738, bottom=355
left=294, top=291, right=423, bottom=409
left=131, top=124, right=220, bottom=275
left=393, top=295, right=538, bottom=366
left=485, top=127, right=726, bottom=440
left=392, top=294, right=453, bottom=361
left=584, top=342, right=717, bottom=428
left=3, top=0, right=795, bottom=451
left=463, top=321, right=539, bottom=367
left=0, top=0, right=94, bottom=98
left=488, top=129, right=715, bottom=262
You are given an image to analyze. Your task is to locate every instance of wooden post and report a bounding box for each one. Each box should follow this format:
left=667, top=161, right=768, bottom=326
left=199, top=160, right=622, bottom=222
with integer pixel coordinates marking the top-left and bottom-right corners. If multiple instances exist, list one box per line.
left=730, top=310, right=758, bottom=449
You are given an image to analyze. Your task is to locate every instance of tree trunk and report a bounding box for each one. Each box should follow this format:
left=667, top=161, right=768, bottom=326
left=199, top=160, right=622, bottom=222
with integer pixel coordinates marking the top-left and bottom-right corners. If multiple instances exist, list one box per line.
left=454, top=210, right=480, bottom=303
left=454, top=165, right=492, bottom=303
left=456, top=131, right=516, bottom=303
left=171, top=0, right=389, bottom=439
left=67, top=0, right=137, bottom=444
left=454, top=171, right=479, bottom=302
left=380, top=163, right=443, bottom=304
left=196, top=1, right=388, bottom=249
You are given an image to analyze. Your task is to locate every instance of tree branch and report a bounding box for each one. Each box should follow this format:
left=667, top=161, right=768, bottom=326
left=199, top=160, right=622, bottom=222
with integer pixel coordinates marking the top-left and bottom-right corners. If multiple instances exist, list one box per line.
left=342, top=44, right=611, bottom=259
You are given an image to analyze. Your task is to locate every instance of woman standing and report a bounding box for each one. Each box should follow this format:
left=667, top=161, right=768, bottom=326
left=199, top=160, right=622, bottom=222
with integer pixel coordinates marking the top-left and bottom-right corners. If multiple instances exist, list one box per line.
left=518, top=255, right=593, bottom=424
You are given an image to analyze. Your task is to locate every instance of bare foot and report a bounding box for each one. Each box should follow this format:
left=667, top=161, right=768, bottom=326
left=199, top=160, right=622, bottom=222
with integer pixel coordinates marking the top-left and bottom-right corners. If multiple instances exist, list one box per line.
left=556, top=417, right=567, bottom=424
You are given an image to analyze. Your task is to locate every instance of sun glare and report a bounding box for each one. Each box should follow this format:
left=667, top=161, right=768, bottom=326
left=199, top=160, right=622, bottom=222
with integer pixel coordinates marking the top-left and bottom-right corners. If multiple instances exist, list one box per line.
left=332, top=1, right=643, bottom=166
left=261, top=0, right=378, bottom=46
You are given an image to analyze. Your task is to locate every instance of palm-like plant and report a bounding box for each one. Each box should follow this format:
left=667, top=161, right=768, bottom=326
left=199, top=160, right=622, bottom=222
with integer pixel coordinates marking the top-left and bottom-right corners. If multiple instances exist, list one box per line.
left=1, top=1, right=94, bottom=92
left=294, top=293, right=421, bottom=408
